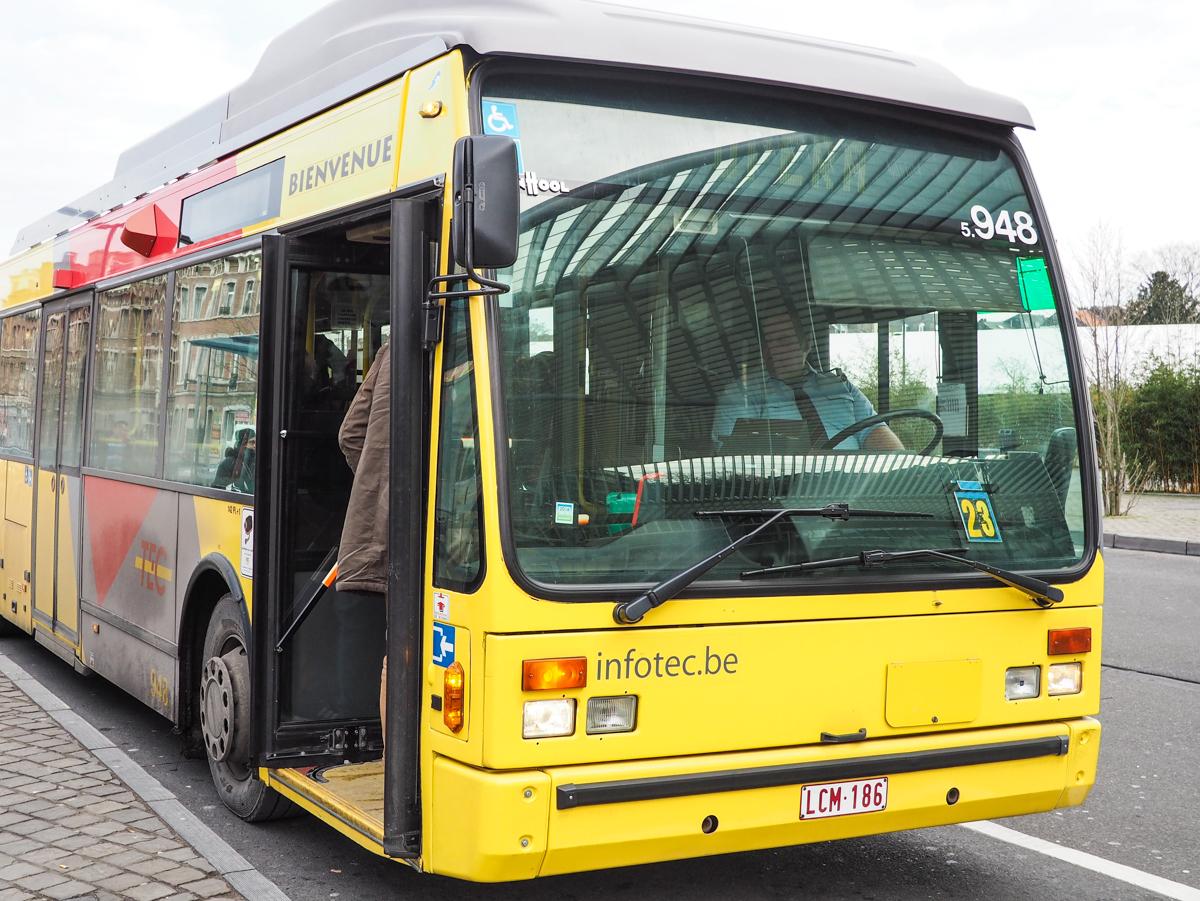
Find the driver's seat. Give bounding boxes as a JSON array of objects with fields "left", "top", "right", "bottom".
[{"left": 1043, "top": 427, "right": 1077, "bottom": 506}]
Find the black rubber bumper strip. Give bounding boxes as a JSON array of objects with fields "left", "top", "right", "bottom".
[{"left": 557, "top": 735, "right": 1068, "bottom": 810}]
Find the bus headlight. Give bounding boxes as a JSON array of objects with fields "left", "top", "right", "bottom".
[
  {"left": 1005, "top": 666, "right": 1040, "bottom": 700},
  {"left": 586, "top": 696, "right": 637, "bottom": 734},
  {"left": 1048, "top": 662, "right": 1083, "bottom": 696},
  {"left": 523, "top": 699, "right": 576, "bottom": 738}
]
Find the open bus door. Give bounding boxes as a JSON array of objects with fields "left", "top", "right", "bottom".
[{"left": 252, "top": 194, "right": 437, "bottom": 853}]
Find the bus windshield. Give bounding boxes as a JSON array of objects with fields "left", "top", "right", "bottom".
[{"left": 485, "top": 70, "right": 1087, "bottom": 593}]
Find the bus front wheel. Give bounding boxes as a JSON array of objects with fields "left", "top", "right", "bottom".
[{"left": 200, "top": 596, "right": 291, "bottom": 822}]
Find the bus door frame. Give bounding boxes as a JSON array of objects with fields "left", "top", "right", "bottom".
[
  {"left": 383, "top": 196, "right": 436, "bottom": 858},
  {"left": 253, "top": 185, "right": 440, "bottom": 858},
  {"left": 255, "top": 218, "right": 394, "bottom": 763},
  {"left": 31, "top": 290, "right": 93, "bottom": 653}
]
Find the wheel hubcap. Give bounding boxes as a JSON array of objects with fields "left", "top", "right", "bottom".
[{"left": 200, "top": 655, "right": 235, "bottom": 762}]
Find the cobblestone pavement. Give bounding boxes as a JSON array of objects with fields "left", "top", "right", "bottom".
[{"left": 0, "top": 672, "right": 241, "bottom": 901}]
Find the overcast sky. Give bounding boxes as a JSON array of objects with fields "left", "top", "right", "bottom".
[{"left": 2, "top": 0, "right": 1196, "bottom": 277}]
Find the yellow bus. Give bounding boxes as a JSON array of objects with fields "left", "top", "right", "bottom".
[{"left": 0, "top": 2, "right": 1101, "bottom": 881}]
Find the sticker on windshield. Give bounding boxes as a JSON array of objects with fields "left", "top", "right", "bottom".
[
  {"left": 958, "top": 204, "right": 1039, "bottom": 245},
  {"left": 953, "top": 482, "right": 1002, "bottom": 543},
  {"left": 482, "top": 99, "right": 525, "bottom": 171},
  {"left": 483, "top": 100, "right": 519, "bottom": 136},
  {"left": 555, "top": 501, "right": 575, "bottom": 525},
  {"left": 519, "top": 171, "right": 570, "bottom": 197}
]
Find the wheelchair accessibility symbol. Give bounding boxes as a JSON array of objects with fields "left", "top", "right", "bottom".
[
  {"left": 484, "top": 101, "right": 519, "bottom": 136},
  {"left": 432, "top": 623, "right": 456, "bottom": 668}
]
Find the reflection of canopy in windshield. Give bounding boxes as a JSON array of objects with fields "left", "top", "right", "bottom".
[
  {"left": 190, "top": 335, "right": 259, "bottom": 358},
  {"left": 513, "top": 131, "right": 1032, "bottom": 314},
  {"left": 808, "top": 235, "right": 1026, "bottom": 313}
]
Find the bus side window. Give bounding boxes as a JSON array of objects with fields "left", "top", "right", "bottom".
[
  {"left": 432, "top": 302, "right": 483, "bottom": 591},
  {"left": 0, "top": 309, "right": 40, "bottom": 457},
  {"left": 165, "top": 251, "right": 262, "bottom": 491},
  {"left": 91, "top": 277, "right": 167, "bottom": 477}
]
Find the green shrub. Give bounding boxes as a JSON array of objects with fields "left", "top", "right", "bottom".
[{"left": 1120, "top": 357, "right": 1200, "bottom": 493}]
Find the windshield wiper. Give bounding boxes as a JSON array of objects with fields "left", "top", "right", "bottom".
[
  {"left": 695, "top": 503, "right": 935, "bottom": 523},
  {"left": 741, "top": 548, "right": 1064, "bottom": 608},
  {"left": 611, "top": 505, "right": 936, "bottom": 625}
]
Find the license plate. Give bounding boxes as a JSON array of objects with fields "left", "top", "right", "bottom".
[{"left": 800, "top": 776, "right": 888, "bottom": 820}]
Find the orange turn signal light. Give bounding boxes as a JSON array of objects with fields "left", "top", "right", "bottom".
[
  {"left": 443, "top": 661, "right": 465, "bottom": 733},
  {"left": 522, "top": 657, "right": 587, "bottom": 692},
  {"left": 1048, "top": 627, "right": 1091, "bottom": 656}
]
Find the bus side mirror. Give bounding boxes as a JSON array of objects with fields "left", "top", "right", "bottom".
[{"left": 451, "top": 135, "right": 519, "bottom": 271}]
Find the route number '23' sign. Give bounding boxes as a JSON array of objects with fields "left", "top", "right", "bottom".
[{"left": 953, "top": 481, "right": 1002, "bottom": 543}]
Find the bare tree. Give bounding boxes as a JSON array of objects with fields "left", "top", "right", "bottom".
[
  {"left": 1071, "top": 224, "right": 1141, "bottom": 516},
  {"left": 1139, "top": 242, "right": 1200, "bottom": 298}
]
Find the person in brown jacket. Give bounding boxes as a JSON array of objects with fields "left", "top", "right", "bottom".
[{"left": 337, "top": 340, "right": 391, "bottom": 738}]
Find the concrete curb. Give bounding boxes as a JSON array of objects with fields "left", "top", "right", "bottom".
[
  {"left": 1102, "top": 532, "right": 1200, "bottom": 556},
  {"left": 0, "top": 652, "right": 290, "bottom": 901}
]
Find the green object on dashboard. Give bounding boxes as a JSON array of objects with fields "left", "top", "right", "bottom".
[
  {"left": 1017, "top": 256, "right": 1055, "bottom": 311},
  {"left": 606, "top": 491, "right": 636, "bottom": 534}
]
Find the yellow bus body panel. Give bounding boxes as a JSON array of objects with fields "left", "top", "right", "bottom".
[
  {"left": 2, "top": 461, "right": 34, "bottom": 632},
  {"left": 32, "top": 468, "right": 57, "bottom": 630},
  {"left": 192, "top": 497, "right": 253, "bottom": 611},
  {"left": 429, "top": 717, "right": 1099, "bottom": 881},
  {"left": 0, "top": 463, "right": 7, "bottom": 626},
  {"left": 395, "top": 51, "right": 470, "bottom": 188},
  {"left": 55, "top": 475, "right": 81, "bottom": 639},
  {"left": 4, "top": 461, "right": 33, "bottom": 529},
  {"left": 884, "top": 658, "right": 982, "bottom": 727},
  {"left": 236, "top": 81, "right": 407, "bottom": 229},
  {"left": 476, "top": 604, "right": 1101, "bottom": 770},
  {"left": 431, "top": 756, "right": 552, "bottom": 881},
  {"left": 0, "top": 246, "right": 54, "bottom": 311}
]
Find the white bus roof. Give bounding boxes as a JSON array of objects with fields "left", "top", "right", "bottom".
[{"left": 14, "top": 0, "right": 1033, "bottom": 253}]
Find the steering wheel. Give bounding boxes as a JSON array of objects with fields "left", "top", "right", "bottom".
[{"left": 819, "top": 408, "right": 944, "bottom": 455}]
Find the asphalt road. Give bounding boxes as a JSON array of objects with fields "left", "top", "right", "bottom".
[{"left": 2, "top": 546, "right": 1196, "bottom": 900}]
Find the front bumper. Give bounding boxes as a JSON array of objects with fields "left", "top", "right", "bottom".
[{"left": 429, "top": 717, "right": 1100, "bottom": 881}]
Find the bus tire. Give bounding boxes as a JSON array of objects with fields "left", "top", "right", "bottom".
[{"left": 200, "top": 596, "right": 292, "bottom": 822}]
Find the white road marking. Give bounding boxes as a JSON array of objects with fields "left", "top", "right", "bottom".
[{"left": 962, "top": 820, "right": 1200, "bottom": 900}]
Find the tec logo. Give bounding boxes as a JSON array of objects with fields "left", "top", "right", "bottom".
[
  {"left": 134, "top": 541, "right": 173, "bottom": 596},
  {"left": 432, "top": 623, "right": 456, "bottom": 668}
]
